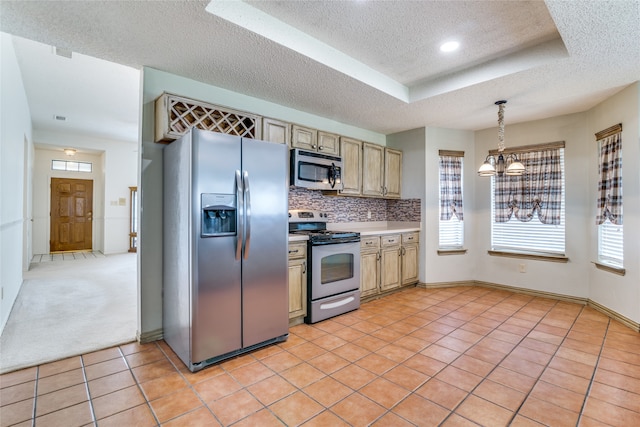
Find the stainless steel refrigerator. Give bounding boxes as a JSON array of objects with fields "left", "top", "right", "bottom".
[{"left": 163, "top": 128, "right": 289, "bottom": 372}]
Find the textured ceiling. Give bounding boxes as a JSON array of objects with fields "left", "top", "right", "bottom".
[{"left": 1, "top": 0, "right": 639, "bottom": 144}]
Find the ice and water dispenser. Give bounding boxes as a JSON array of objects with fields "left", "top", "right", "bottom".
[{"left": 201, "top": 193, "right": 236, "bottom": 237}]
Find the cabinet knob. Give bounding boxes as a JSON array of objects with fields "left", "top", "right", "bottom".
[
  {"left": 311, "top": 144, "right": 317, "bottom": 149},
  {"left": 318, "top": 146, "right": 323, "bottom": 150}
]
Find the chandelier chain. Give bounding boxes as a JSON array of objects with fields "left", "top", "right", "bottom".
[{"left": 497, "top": 103, "right": 505, "bottom": 152}]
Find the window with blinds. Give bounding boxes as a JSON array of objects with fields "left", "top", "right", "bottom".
[
  {"left": 598, "top": 221, "right": 623, "bottom": 267},
  {"left": 439, "top": 152, "right": 464, "bottom": 249},
  {"left": 490, "top": 148, "right": 565, "bottom": 255}
]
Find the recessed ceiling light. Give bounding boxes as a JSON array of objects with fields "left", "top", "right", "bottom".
[{"left": 440, "top": 41, "right": 460, "bottom": 53}]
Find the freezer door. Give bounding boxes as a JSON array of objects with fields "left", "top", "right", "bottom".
[
  {"left": 241, "top": 138, "right": 289, "bottom": 348},
  {"left": 192, "top": 129, "right": 243, "bottom": 363}
]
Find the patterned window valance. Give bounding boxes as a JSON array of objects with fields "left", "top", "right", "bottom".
[
  {"left": 494, "top": 146, "right": 563, "bottom": 224},
  {"left": 596, "top": 125, "right": 623, "bottom": 225},
  {"left": 439, "top": 155, "right": 464, "bottom": 221}
]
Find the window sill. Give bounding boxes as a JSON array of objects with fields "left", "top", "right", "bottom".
[
  {"left": 438, "top": 249, "right": 467, "bottom": 256},
  {"left": 593, "top": 262, "right": 626, "bottom": 276},
  {"left": 488, "top": 250, "right": 569, "bottom": 263}
]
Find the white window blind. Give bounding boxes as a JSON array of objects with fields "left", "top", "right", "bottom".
[
  {"left": 491, "top": 148, "right": 565, "bottom": 255},
  {"left": 598, "top": 221, "right": 623, "bottom": 267},
  {"left": 439, "top": 217, "right": 464, "bottom": 248}
]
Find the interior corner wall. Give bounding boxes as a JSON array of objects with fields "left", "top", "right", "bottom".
[
  {"left": 586, "top": 83, "right": 640, "bottom": 324},
  {"left": 0, "top": 33, "right": 33, "bottom": 333},
  {"left": 424, "top": 127, "right": 476, "bottom": 284},
  {"left": 473, "top": 112, "right": 592, "bottom": 298},
  {"left": 387, "top": 127, "right": 426, "bottom": 282},
  {"left": 139, "top": 67, "right": 385, "bottom": 338}
]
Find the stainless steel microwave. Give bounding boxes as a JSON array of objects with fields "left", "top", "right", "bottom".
[{"left": 290, "top": 149, "right": 343, "bottom": 191}]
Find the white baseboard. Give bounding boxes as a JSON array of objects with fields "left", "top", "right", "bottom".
[
  {"left": 420, "top": 280, "right": 639, "bottom": 332},
  {"left": 137, "top": 328, "right": 163, "bottom": 344}
]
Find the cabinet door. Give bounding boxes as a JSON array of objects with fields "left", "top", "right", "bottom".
[
  {"left": 360, "top": 250, "right": 380, "bottom": 298},
  {"left": 291, "top": 125, "right": 317, "bottom": 151},
  {"left": 339, "top": 137, "right": 362, "bottom": 195},
  {"left": 380, "top": 245, "right": 401, "bottom": 291},
  {"left": 401, "top": 244, "right": 419, "bottom": 285},
  {"left": 288, "top": 258, "right": 307, "bottom": 319},
  {"left": 384, "top": 148, "right": 402, "bottom": 199},
  {"left": 362, "top": 142, "right": 384, "bottom": 197},
  {"left": 262, "top": 118, "right": 290, "bottom": 145},
  {"left": 317, "top": 131, "right": 340, "bottom": 155}
]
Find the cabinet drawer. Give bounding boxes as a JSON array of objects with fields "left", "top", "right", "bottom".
[
  {"left": 381, "top": 234, "right": 401, "bottom": 247},
  {"left": 361, "top": 236, "right": 380, "bottom": 250},
  {"left": 402, "top": 232, "right": 419, "bottom": 244},
  {"left": 288, "top": 242, "right": 307, "bottom": 260}
]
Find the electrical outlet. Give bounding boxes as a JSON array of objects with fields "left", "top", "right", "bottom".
[
  {"left": 519, "top": 263, "right": 526, "bottom": 273},
  {"left": 367, "top": 211, "right": 372, "bottom": 219}
]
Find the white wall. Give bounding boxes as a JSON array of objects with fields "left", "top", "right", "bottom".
[
  {"left": 426, "top": 128, "right": 476, "bottom": 284},
  {"left": 139, "top": 67, "right": 386, "bottom": 338},
  {"left": 388, "top": 127, "right": 427, "bottom": 282},
  {"left": 474, "top": 112, "right": 592, "bottom": 298},
  {"left": 587, "top": 83, "right": 640, "bottom": 323},
  {"left": 33, "top": 130, "right": 137, "bottom": 255},
  {"left": 0, "top": 33, "right": 33, "bottom": 332}
]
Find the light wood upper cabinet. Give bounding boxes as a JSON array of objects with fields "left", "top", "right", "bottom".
[
  {"left": 339, "top": 137, "right": 362, "bottom": 195},
  {"left": 262, "top": 118, "right": 290, "bottom": 145},
  {"left": 291, "top": 125, "right": 317, "bottom": 151},
  {"left": 317, "top": 131, "right": 340, "bottom": 155},
  {"left": 384, "top": 148, "right": 402, "bottom": 199},
  {"left": 361, "top": 143, "right": 401, "bottom": 198},
  {"left": 291, "top": 125, "right": 340, "bottom": 155},
  {"left": 362, "top": 142, "right": 385, "bottom": 197}
]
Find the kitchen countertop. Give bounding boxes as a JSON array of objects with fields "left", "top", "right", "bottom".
[
  {"left": 288, "top": 221, "right": 420, "bottom": 242},
  {"left": 330, "top": 221, "right": 421, "bottom": 236}
]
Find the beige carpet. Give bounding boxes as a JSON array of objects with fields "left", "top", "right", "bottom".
[{"left": 0, "top": 253, "right": 137, "bottom": 374}]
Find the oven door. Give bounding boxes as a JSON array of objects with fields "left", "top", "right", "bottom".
[{"left": 310, "top": 241, "right": 360, "bottom": 300}]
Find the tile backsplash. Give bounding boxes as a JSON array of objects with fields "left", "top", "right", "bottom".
[{"left": 289, "top": 187, "right": 421, "bottom": 223}]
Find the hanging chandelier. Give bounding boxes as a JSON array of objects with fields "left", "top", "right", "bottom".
[{"left": 477, "top": 100, "right": 525, "bottom": 177}]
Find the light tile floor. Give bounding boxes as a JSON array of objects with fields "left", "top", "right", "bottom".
[{"left": 2, "top": 286, "right": 640, "bottom": 426}]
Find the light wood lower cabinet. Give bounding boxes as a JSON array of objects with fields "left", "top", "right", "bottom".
[
  {"left": 401, "top": 232, "right": 419, "bottom": 285},
  {"left": 360, "top": 236, "right": 380, "bottom": 298},
  {"left": 288, "top": 242, "right": 307, "bottom": 320},
  {"left": 360, "top": 232, "right": 419, "bottom": 299},
  {"left": 380, "top": 234, "right": 402, "bottom": 291}
]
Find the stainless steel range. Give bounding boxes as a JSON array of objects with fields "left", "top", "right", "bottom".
[{"left": 289, "top": 210, "right": 361, "bottom": 323}]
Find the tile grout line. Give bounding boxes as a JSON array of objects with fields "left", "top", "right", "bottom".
[
  {"left": 30, "top": 366, "right": 39, "bottom": 427},
  {"left": 363, "top": 287, "right": 517, "bottom": 426},
  {"left": 575, "top": 315, "right": 611, "bottom": 426},
  {"left": 414, "top": 288, "right": 556, "bottom": 426},
  {"left": 79, "top": 353, "right": 98, "bottom": 426},
  {"left": 123, "top": 342, "right": 163, "bottom": 426},
  {"left": 154, "top": 340, "right": 227, "bottom": 426}
]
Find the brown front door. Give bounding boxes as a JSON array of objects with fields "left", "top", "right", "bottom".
[{"left": 50, "top": 178, "right": 93, "bottom": 252}]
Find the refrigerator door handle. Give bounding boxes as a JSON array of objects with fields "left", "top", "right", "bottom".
[
  {"left": 243, "top": 170, "right": 251, "bottom": 259},
  {"left": 235, "top": 170, "right": 244, "bottom": 261}
]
